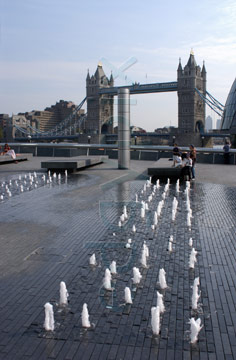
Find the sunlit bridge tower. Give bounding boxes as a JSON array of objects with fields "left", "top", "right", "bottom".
[
  {"left": 86, "top": 63, "right": 114, "bottom": 135},
  {"left": 177, "top": 50, "right": 206, "bottom": 133}
]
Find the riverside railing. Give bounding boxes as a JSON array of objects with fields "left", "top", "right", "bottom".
[{"left": 1, "top": 142, "right": 236, "bottom": 165}]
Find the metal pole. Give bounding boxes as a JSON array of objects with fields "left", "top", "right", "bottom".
[{"left": 118, "top": 88, "right": 130, "bottom": 169}]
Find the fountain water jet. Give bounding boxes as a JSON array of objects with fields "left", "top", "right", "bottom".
[
  {"left": 189, "top": 248, "right": 198, "bottom": 269},
  {"left": 159, "top": 268, "right": 167, "bottom": 289},
  {"left": 81, "top": 303, "right": 91, "bottom": 328},
  {"left": 143, "top": 242, "right": 149, "bottom": 257},
  {"left": 124, "top": 287, "right": 132, "bottom": 304},
  {"left": 89, "top": 253, "right": 96, "bottom": 266},
  {"left": 141, "top": 208, "right": 145, "bottom": 218},
  {"left": 157, "top": 291, "right": 165, "bottom": 313},
  {"left": 192, "top": 277, "right": 201, "bottom": 310},
  {"left": 59, "top": 281, "right": 69, "bottom": 306},
  {"left": 189, "top": 317, "right": 203, "bottom": 343},
  {"left": 44, "top": 302, "right": 55, "bottom": 331},
  {"left": 132, "top": 267, "right": 142, "bottom": 285},
  {"left": 151, "top": 306, "right": 160, "bottom": 335},
  {"left": 140, "top": 249, "right": 147, "bottom": 268},
  {"left": 103, "top": 268, "right": 112, "bottom": 290},
  {"left": 110, "top": 261, "right": 117, "bottom": 274}
]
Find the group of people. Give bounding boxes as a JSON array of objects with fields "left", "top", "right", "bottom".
[
  {"left": 0, "top": 144, "right": 17, "bottom": 160},
  {"left": 172, "top": 143, "right": 196, "bottom": 180}
]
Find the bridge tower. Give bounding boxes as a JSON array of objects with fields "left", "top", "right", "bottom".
[
  {"left": 86, "top": 63, "right": 114, "bottom": 135},
  {"left": 177, "top": 51, "right": 206, "bottom": 133}
]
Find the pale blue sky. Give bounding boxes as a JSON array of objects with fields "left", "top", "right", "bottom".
[{"left": 0, "top": 0, "right": 236, "bottom": 131}]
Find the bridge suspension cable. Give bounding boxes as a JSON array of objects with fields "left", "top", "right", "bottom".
[{"left": 195, "top": 88, "right": 224, "bottom": 117}]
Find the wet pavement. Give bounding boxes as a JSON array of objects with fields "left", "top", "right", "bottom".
[{"left": 0, "top": 157, "right": 236, "bottom": 359}]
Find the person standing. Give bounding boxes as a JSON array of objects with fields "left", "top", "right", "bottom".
[
  {"left": 189, "top": 145, "right": 196, "bottom": 180},
  {"left": 223, "top": 140, "right": 231, "bottom": 164},
  {"left": 172, "top": 143, "right": 181, "bottom": 167}
]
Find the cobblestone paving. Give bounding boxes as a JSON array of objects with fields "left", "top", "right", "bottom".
[{"left": 0, "top": 162, "right": 236, "bottom": 359}]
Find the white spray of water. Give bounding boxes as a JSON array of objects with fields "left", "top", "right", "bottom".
[
  {"left": 154, "top": 211, "right": 158, "bottom": 226},
  {"left": 189, "top": 248, "right": 198, "bottom": 268},
  {"left": 120, "top": 214, "right": 125, "bottom": 222},
  {"left": 110, "top": 261, "right": 117, "bottom": 274},
  {"left": 187, "top": 213, "right": 191, "bottom": 228},
  {"left": 168, "top": 241, "right": 173, "bottom": 252},
  {"left": 123, "top": 206, "right": 128, "bottom": 219},
  {"left": 159, "top": 268, "right": 168, "bottom": 289},
  {"left": 189, "top": 317, "right": 203, "bottom": 343},
  {"left": 140, "top": 249, "right": 147, "bottom": 268},
  {"left": 189, "top": 238, "right": 193, "bottom": 247},
  {"left": 124, "top": 287, "right": 132, "bottom": 304},
  {"left": 192, "top": 277, "right": 201, "bottom": 310},
  {"left": 44, "top": 302, "right": 55, "bottom": 331},
  {"left": 132, "top": 267, "right": 142, "bottom": 284},
  {"left": 156, "top": 179, "right": 160, "bottom": 188},
  {"left": 176, "top": 179, "right": 179, "bottom": 193},
  {"left": 143, "top": 241, "right": 149, "bottom": 257},
  {"left": 157, "top": 291, "right": 165, "bottom": 313},
  {"left": 89, "top": 253, "right": 96, "bottom": 266},
  {"left": 81, "top": 303, "right": 91, "bottom": 328},
  {"left": 132, "top": 224, "right": 136, "bottom": 233},
  {"left": 151, "top": 306, "right": 160, "bottom": 335},
  {"left": 59, "top": 281, "right": 69, "bottom": 306},
  {"left": 103, "top": 268, "right": 112, "bottom": 290},
  {"left": 141, "top": 208, "right": 145, "bottom": 218}
]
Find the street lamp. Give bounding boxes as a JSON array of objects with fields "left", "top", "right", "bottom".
[
  {"left": 134, "top": 136, "right": 137, "bottom": 145},
  {"left": 87, "top": 135, "right": 91, "bottom": 144},
  {"left": 172, "top": 135, "right": 176, "bottom": 146}
]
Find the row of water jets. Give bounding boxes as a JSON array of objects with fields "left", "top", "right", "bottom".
[
  {"left": 0, "top": 170, "right": 68, "bottom": 201},
  {"left": 44, "top": 281, "right": 91, "bottom": 331},
  {"left": 90, "top": 178, "right": 202, "bottom": 343},
  {"left": 44, "top": 177, "right": 202, "bottom": 344}
]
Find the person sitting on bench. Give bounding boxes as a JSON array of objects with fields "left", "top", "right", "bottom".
[{"left": 3, "top": 144, "right": 17, "bottom": 160}]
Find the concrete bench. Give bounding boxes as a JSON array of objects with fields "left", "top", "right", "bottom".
[
  {"left": 148, "top": 158, "right": 183, "bottom": 180},
  {"left": 0, "top": 153, "right": 32, "bottom": 164},
  {"left": 41, "top": 155, "right": 108, "bottom": 172}
]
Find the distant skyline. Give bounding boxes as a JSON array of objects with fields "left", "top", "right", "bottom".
[{"left": 0, "top": 0, "right": 235, "bottom": 131}]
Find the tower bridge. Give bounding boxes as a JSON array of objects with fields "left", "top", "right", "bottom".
[{"left": 14, "top": 51, "right": 225, "bottom": 143}]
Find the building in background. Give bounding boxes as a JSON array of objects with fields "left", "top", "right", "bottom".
[
  {"left": 0, "top": 114, "right": 12, "bottom": 142},
  {"left": 1, "top": 100, "right": 85, "bottom": 140},
  {"left": 205, "top": 115, "right": 213, "bottom": 131},
  {"left": 216, "top": 119, "right": 222, "bottom": 129}
]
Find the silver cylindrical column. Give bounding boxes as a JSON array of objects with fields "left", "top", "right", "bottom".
[{"left": 118, "top": 88, "right": 130, "bottom": 169}]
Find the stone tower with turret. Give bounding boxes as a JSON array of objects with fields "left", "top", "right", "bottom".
[
  {"left": 86, "top": 64, "right": 114, "bottom": 135},
  {"left": 177, "top": 51, "right": 206, "bottom": 133}
]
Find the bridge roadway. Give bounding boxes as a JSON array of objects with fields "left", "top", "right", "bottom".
[
  {"left": 99, "top": 81, "right": 178, "bottom": 96},
  {"left": 0, "top": 157, "right": 236, "bottom": 359}
]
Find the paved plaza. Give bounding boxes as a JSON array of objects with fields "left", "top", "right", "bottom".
[{"left": 0, "top": 157, "right": 236, "bottom": 359}]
